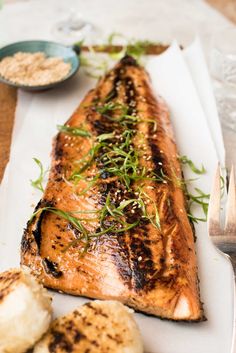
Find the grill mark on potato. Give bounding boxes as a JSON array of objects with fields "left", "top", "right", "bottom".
[
  {"left": 84, "top": 302, "right": 109, "bottom": 318},
  {"left": 0, "top": 270, "right": 21, "bottom": 302},
  {"left": 48, "top": 330, "right": 73, "bottom": 352}
]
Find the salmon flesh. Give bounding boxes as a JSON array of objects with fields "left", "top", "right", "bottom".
[{"left": 21, "top": 56, "right": 204, "bottom": 321}]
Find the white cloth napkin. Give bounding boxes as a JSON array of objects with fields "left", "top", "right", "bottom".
[{"left": 0, "top": 40, "right": 232, "bottom": 353}]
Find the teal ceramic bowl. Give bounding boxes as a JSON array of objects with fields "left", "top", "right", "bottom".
[{"left": 0, "top": 40, "right": 80, "bottom": 91}]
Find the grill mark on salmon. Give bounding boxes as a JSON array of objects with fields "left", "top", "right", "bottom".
[
  {"left": 21, "top": 55, "right": 204, "bottom": 321},
  {"left": 91, "top": 70, "right": 140, "bottom": 289},
  {"left": 102, "top": 70, "right": 155, "bottom": 292},
  {"left": 43, "top": 258, "right": 63, "bottom": 278},
  {"left": 32, "top": 210, "right": 44, "bottom": 251},
  {"left": 54, "top": 134, "right": 65, "bottom": 160},
  {"left": 31, "top": 200, "right": 55, "bottom": 254},
  {"left": 105, "top": 67, "right": 123, "bottom": 101},
  {"left": 129, "top": 223, "right": 156, "bottom": 291},
  {"left": 149, "top": 141, "right": 165, "bottom": 179}
]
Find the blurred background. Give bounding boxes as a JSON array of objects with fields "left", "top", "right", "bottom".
[{"left": 1, "top": 0, "right": 235, "bottom": 47}]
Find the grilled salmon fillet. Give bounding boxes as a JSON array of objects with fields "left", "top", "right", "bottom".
[{"left": 21, "top": 55, "right": 204, "bottom": 321}]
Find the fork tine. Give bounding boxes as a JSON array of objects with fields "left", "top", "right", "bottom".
[
  {"left": 225, "top": 165, "right": 236, "bottom": 234},
  {"left": 208, "top": 164, "right": 222, "bottom": 235}
]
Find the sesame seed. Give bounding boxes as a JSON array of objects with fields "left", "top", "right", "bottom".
[{"left": 138, "top": 256, "right": 142, "bottom": 261}]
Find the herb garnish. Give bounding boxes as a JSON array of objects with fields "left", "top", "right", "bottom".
[
  {"left": 126, "top": 40, "right": 156, "bottom": 61},
  {"left": 178, "top": 155, "right": 206, "bottom": 175},
  {"left": 30, "top": 158, "right": 45, "bottom": 192},
  {"left": 186, "top": 187, "right": 210, "bottom": 223},
  {"left": 107, "top": 35, "right": 158, "bottom": 61},
  {"left": 78, "top": 34, "right": 159, "bottom": 79},
  {"left": 57, "top": 124, "right": 91, "bottom": 137},
  {"left": 30, "top": 100, "right": 163, "bottom": 253},
  {"left": 79, "top": 49, "right": 109, "bottom": 79},
  {"left": 70, "top": 102, "right": 159, "bottom": 189},
  {"left": 31, "top": 183, "right": 161, "bottom": 254},
  {"left": 107, "top": 32, "right": 124, "bottom": 45},
  {"left": 30, "top": 201, "right": 141, "bottom": 255},
  {"left": 177, "top": 155, "right": 209, "bottom": 222}
]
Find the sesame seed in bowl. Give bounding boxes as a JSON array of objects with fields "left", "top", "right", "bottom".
[
  {"left": 0, "top": 40, "right": 80, "bottom": 91},
  {"left": 0, "top": 52, "right": 72, "bottom": 86}
]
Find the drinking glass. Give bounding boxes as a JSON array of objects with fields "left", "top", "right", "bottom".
[
  {"left": 210, "top": 27, "right": 236, "bottom": 131},
  {"left": 52, "top": 6, "right": 99, "bottom": 45}
]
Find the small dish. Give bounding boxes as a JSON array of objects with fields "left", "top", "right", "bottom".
[{"left": 0, "top": 40, "right": 80, "bottom": 91}]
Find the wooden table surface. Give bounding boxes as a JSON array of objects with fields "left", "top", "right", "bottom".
[{"left": 0, "top": 0, "right": 235, "bottom": 182}]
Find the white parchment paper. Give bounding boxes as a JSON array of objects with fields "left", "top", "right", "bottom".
[
  {"left": 183, "top": 38, "right": 225, "bottom": 164},
  {"left": 0, "top": 41, "right": 233, "bottom": 353}
]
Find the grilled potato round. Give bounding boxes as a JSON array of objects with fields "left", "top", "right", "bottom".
[
  {"left": 0, "top": 267, "right": 52, "bottom": 353},
  {"left": 34, "top": 300, "right": 143, "bottom": 353}
]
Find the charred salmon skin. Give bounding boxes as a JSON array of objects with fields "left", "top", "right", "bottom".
[{"left": 21, "top": 56, "right": 204, "bottom": 321}]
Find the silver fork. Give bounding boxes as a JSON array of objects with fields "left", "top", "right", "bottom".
[{"left": 208, "top": 165, "right": 236, "bottom": 353}]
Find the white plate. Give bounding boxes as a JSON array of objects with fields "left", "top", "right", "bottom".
[{"left": 0, "top": 49, "right": 234, "bottom": 353}]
